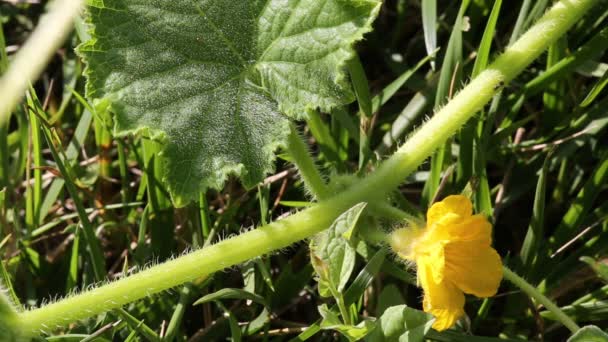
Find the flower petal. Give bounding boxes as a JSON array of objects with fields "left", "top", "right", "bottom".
[
  {"left": 428, "top": 307, "right": 465, "bottom": 331},
  {"left": 444, "top": 241, "right": 503, "bottom": 297},
  {"left": 444, "top": 214, "right": 493, "bottom": 244},
  {"left": 427, "top": 195, "right": 472, "bottom": 226},
  {"left": 425, "top": 213, "right": 491, "bottom": 248},
  {"left": 418, "top": 255, "right": 464, "bottom": 331}
]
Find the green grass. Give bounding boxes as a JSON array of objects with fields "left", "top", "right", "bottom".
[{"left": 1, "top": 0, "right": 607, "bottom": 341}]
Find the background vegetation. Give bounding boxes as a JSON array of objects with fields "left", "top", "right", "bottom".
[{"left": 1, "top": 0, "right": 607, "bottom": 341}]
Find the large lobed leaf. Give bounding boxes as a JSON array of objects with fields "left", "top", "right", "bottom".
[{"left": 79, "top": 0, "right": 380, "bottom": 206}]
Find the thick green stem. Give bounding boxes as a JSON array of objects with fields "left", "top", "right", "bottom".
[
  {"left": 502, "top": 266, "right": 580, "bottom": 332},
  {"left": 17, "top": 0, "right": 597, "bottom": 335}
]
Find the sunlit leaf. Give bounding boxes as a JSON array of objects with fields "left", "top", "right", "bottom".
[
  {"left": 80, "top": 0, "right": 381, "bottom": 206},
  {"left": 310, "top": 203, "right": 367, "bottom": 294},
  {"left": 366, "top": 305, "right": 434, "bottom": 342},
  {"left": 568, "top": 325, "right": 608, "bottom": 342}
]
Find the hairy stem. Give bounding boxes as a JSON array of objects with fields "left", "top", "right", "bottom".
[
  {"left": 502, "top": 266, "right": 580, "bottom": 332},
  {"left": 287, "top": 124, "right": 331, "bottom": 200},
  {"left": 18, "top": 0, "right": 597, "bottom": 335}
]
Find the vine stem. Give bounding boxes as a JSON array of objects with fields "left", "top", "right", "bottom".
[
  {"left": 17, "top": 0, "right": 598, "bottom": 335},
  {"left": 502, "top": 266, "right": 580, "bottom": 332}
]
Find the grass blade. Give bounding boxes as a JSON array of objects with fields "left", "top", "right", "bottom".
[
  {"left": 41, "top": 123, "right": 106, "bottom": 281},
  {"left": 421, "top": 0, "right": 437, "bottom": 70},
  {"left": 520, "top": 154, "right": 550, "bottom": 274},
  {"left": 471, "top": 0, "right": 503, "bottom": 78},
  {"left": 114, "top": 308, "right": 160, "bottom": 342},
  {"left": 581, "top": 68, "right": 608, "bottom": 107},
  {"left": 552, "top": 153, "right": 608, "bottom": 249}
]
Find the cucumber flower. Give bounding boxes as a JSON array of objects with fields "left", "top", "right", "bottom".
[{"left": 390, "top": 195, "right": 503, "bottom": 331}]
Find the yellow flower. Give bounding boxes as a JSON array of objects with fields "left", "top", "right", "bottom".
[{"left": 390, "top": 195, "right": 503, "bottom": 331}]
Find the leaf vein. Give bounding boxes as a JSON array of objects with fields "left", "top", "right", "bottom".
[{"left": 191, "top": 0, "right": 248, "bottom": 66}]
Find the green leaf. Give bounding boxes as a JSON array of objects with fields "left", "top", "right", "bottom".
[
  {"left": 376, "top": 284, "right": 406, "bottom": 316},
  {"left": 330, "top": 320, "right": 376, "bottom": 341},
  {"left": 568, "top": 325, "right": 608, "bottom": 342},
  {"left": 319, "top": 304, "right": 376, "bottom": 341},
  {"left": 318, "top": 303, "right": 342, "bottom": 326},
  {"left": 311, "top": 203, "right": 367, "bottom": 294},
  {"left": 291, "top": 247, "right": 388, "bottom": 341},
  {"left": 80, "top": 0, "right": 381, "bottom": 206},
  {"left": 366, "top": 305, "right": 434, "bottom": 342},
  {"left": 243, "top": 308, "right": 270, "bottom": 336}
]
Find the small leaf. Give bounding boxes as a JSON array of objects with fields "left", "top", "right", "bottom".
[
  {"left": 311, "top": 203, "right": 367, "bottom": 294},
  {"left": 568, "top": 325, "right": 608, "bottom": 342},
  {"left": 193, "top": 288, "right": 267, "bottom": 307},
  {"left": 320, "top": 304, "right": 376, "bottom": 342},
  {"left": 80, "top": 0, "right": 381, "bottom": 206},
  {"left": 330, "top": 320, "right": 376, "bottom": 342},
  {"left": 317, "top": 278, "right": 333, "bottom": 298},
  {"left": 318, "top": 304, "right": 342, "bottom": 326},
  {"left": 243, "top": 308, "right": 270, "bottom": 336},
  {"left": 366, "top": 305, "right": 434, "bottom": 342},
  {"left": 376, "top": 284, "right": 406, "bottom": 316}
]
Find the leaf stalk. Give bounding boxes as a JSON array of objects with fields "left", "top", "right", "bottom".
[{"left": 502, "top": 266, "right": 580, "bottom": 332}]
